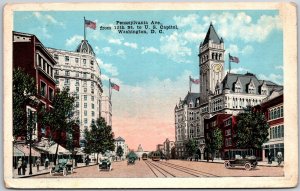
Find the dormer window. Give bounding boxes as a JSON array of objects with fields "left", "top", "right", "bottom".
[
  {"left": 247, "top": 79, "right": 256, "bottom": 94},
  {"left": 260, "top": 82, "right": 268, "bottom": 95},
  {"left": 234, "top": 79, "right": 242, "bottom": 93}
]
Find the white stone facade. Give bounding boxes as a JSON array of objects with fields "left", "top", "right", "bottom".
[
  {"left": 101, "top": 95, "right": 112, "bottom": 126},
  {"left": 47, "top": 43, "right": 103, "bottom": 141}
]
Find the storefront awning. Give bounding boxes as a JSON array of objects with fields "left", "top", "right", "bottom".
[
  {"left": 13, "top": 147, "right": 25, "bottom": 157},
  {"left": 14, "top": 144, "right": 41, "bottom": 157}
]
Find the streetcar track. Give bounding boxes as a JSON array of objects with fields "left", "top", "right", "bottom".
[
  {"left": 160, "top": 161, "right": 219, "bottom": 177},
  {"left": 145, "top": 160, "right": 176, "bottom": 177},
  {"left": 157, "top": 162, "right": 202, "bottom": 177},
  {"left": 144, "top": 160, "right": 160, "bottom": 177}
]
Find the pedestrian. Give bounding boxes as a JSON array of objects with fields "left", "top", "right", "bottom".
[
  {"left": 36, "top": 158, "right": 41, "bottom": 171},
  {"left": 22, "top": 159, "right": 27, "bottom": 175},
  {"left": 17, "top": 158, "right": 22, "bottom": 175},
  {"left": 85, "top": 155, "right": 90, "bottom": 166},
  {"left": 45, "top": 157, "right": 49, "bottom": 169},
  {"left": 277, "top": 152, "right": 283, "bottom": 166},
  {"left": 139, "top": 157, "right": 140, "bottom": 161},
  {"left": 267, "top": 152, "right": 272, "bottom": 164}
]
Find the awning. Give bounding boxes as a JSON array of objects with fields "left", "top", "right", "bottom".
[
  {"left": 13, "top": 147, "right": 25, "bottom": 157},
  {"left": 47, "top": 143, "right": 72, "bottom": 155},
  {"left": 14, "top": 144, "right": 41, "bottom": 157}
]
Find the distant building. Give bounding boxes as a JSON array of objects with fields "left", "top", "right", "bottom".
[
  {"left": 101, "top": 94, "right": 112, "bottom": 126},
  {"left": 162, "top": 138, "right": 175, "bottom": 158},
  {"left": 114, "top": 136, "right": 127, "bottom": 160},
  {"left": 47, "top": 39, "right": 103, "bottom": 142},
  {"left": 156, "top": 144, "right": 164, "bottom": 151},
  {"left": 174, "top": 92, "right": 203, "bottom": 159}
]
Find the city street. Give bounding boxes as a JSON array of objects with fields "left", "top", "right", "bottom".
[{"left": 34, "top": 159, "right": 284, "bottom": 178}]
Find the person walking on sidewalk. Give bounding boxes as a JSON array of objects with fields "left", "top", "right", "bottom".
[
  {"left": 45, "top": 157, "right": 49, "bottom": 169},
  {"left": 17, "top": 158, "right": 22, "bottom": 175},
  {"left": 277, "top": 152, "right": 283, "bottom": 166},
  {"left": 267, "top": 153, "right": 272, "bottom": 164},
  {"left": 22, "top": 159, "right": 27, "bottom": 175},
  {"left": 36, "top": 158, "right": 41, "bottom": 172}
]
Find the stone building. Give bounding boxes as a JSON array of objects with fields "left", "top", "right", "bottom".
[
  {"left": 174, "top": 23, "right": 283, "bottom": 160},
  {"left": 47, "top": 39, "right": 103, "bottom": 142}
]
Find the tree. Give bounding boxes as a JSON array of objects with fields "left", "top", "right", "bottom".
[
  {"left": 185, "top": 138, "right": 198, "bottom": 158},
  {"left": 83, "top": 117, "right": 115, "bottom": 164},
  {"left": 13, "top": 67, "right": 37, "bottom": 138},
  {"left": 235, "top": 107, "right": 269, "bottom": 150},
  {"left": 40, "top": 88, "right": 77, "bottom": 165},
  {"left": 116, "top": 146, "right": 124, "bottom": 160},
  {"left": 206, "top": 128, "right": 223, "bottom": 162}
]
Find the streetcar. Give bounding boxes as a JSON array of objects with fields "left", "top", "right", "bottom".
[
  {"left": 152, "top": 151, "right": 161, "bottom": 161},
  {"left": 142, "top": 153, "right": 148, "bottom": 160}
]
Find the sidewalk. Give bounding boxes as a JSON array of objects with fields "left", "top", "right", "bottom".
[{"left": 13, "top": 162, "right": 97, "bottom": 178}]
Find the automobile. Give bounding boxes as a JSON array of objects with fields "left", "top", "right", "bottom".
[
  {"left": 98, "top": 156, "right": 112, "bottom": 171},
  {"left": 50, "top": 158, "right": 74, "bottom": 176},
  {"left": 224, "top": 155, "right": 258, "bottom": 170},
  {"left": 127, "top": 152, "right": 137, "bottom": 165}
]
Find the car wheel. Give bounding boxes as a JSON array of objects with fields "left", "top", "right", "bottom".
[
  {"left": 244, "top": 162, "right": 252, "bottom": 171},
  {"left": 63, "top": 168, "right": 67, "bottom": 176},
  {"left": 224, "top": 161, "right": 231, "bottom": 169}
]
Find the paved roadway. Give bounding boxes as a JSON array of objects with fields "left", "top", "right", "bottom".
[{"left": 35, "top": 159, "right": 284, "bottom": 178}]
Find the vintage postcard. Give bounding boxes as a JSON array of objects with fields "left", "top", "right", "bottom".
[{"left": 3, "top": 2, "right": 298, "bottom": 189}]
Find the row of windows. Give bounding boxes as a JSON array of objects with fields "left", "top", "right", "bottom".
[
  {"left": 56, "top": 70, "right": 95, "bottom": 80},
  {"left": 83, "top": 110, "right": 95, "bottom": 117},
  {"left": 37, "top": 54, "right": 54, "bottom": 79},
  {"left": 269, "top": 105, "right": 283, "bottom": 120},
  {"left": 224, "top": 118, "right": 232, "bottom": 127},
  {"left": 75, "top": 102, "right": 95, "bottom": 109},
  {"left": 54, "top": 54, "right": 94, "bottom": 67},
  {"left": 40, "top": 81, "right": 54, "bottom": 101},
  {"left": 225, "top": 129, "right": 231, "bottom": 136},
  {"left": 225, "top": 138, "right": 232, "bottom": 147},
  {"left": 270, "top": 125, "right": 284, "bottom": 139}
]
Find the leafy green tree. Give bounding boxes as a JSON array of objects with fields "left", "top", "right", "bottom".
[
  {"left": 40, "top": 88, "right": 77, "bottom": 164},
  {"left": 185, "top": 138, "right": 198, "bottom": 158},
  {"left": 83, "top": 117, "right": 115, "bottom": 164},
  {"left": 13, "top": 67, "right": 37, "bottom": 138},
  {"left": 116, "top": 146, "right": 124, "bottom": 160},
  {"left": 206, "top": 128, "right": 223, "bottom": 162},
  {"left": 235, "top": 107, "right": 269, "bottom": 149}
]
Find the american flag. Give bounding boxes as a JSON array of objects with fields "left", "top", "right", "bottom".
[
  {"left": 85, "top": 19, "right": 96, "bottom": 30},
  {"left": 190, "top": 77, "right": 200, "bottom": 84},
  {"left": 229, "top": 55, "right": 239, "bottom": 63},
  {"left": 111, "top": 82, "right": 120, "bottom": 91}
]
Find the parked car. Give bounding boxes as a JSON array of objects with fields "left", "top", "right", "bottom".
[
  {"left": 50, "top": 159, "right": 74, "bottom": 176},
  {"left": 224, "top": 155, "right": 257, "bottom": 170}
]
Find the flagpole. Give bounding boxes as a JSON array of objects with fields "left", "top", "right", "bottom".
[
  {"left": 84, "top": 17, "right": 86, "bottom": 40},
  {"left": 109, "top": 78, "right": 112, "bottom": 102},
  {"left": 228, "top": 53, "right": 231, "bottom": 74},
  {"left": 189, "top": 76, "right": 191, "bottom": 93}
]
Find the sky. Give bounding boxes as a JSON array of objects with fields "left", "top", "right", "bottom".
[{"left": 14, "top": 10, "right": 283, "bottom": 151}]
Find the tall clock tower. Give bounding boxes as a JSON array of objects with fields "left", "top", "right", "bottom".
[{"left": 199, "top": 23, "right": 225, "bottom": 104}]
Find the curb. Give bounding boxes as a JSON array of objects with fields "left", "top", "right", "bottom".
[{"left": 18, "top": 164, "right": 97, "bottom": 178}]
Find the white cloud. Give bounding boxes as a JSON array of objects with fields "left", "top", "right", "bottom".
[
  {"left": 226, "top": 44, "right": 254, "bottom": 55},
  {"left": 108, "top": 38, "right": 122, "bottom": 45},
  {"left": 160, "top": 32, "right": 192, "bottom": 63},
  {"left": 141, "top": 47, "right": 159, "bottom": 54},
  {"left": 225, "top": 67, "right": 249, "bottom": 74},
  {"left": 203, "top": 12, "right": 282, "bottom": 42},
  {"left": 97, "top": 58, "right": 119, "bottom": 76},
  {"left": 102, "top": 47, "right": 112, "bottom": 54},
  {"left": 116, "top": 49, "right": 125, "bottom": 58},
  {"left": 173, "top": 14, "right": 199, "bottom": 28},
  {"left": 33, "top": 12, "right": 64, "bottom": 27},
  {"left": 275, "top": 65, "right": 283, "bottom": 70},
  {"left": 124, "top": 42, "right": 138, "bottom": 49},
  {"left": 258, "top": 73, "right": 283, "bottom": 85},
  {"left": 65, "top": 35, "right": 83, "bottom": 47}
]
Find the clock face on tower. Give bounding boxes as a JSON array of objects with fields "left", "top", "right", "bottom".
[{"left": 213, "top": 64, "right": 222, "bottom": 72}]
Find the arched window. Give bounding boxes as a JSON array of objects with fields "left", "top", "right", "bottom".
[
  {"left": 219, "top": 54, "right": 222, "bottom": 60},
  {"left": 212, "top": 53, "right": 215, "bottom": 59}
]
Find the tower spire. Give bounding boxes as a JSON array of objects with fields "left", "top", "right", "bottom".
[{"left": 84, "top": 17, "right": 86, "bottom": 41}]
